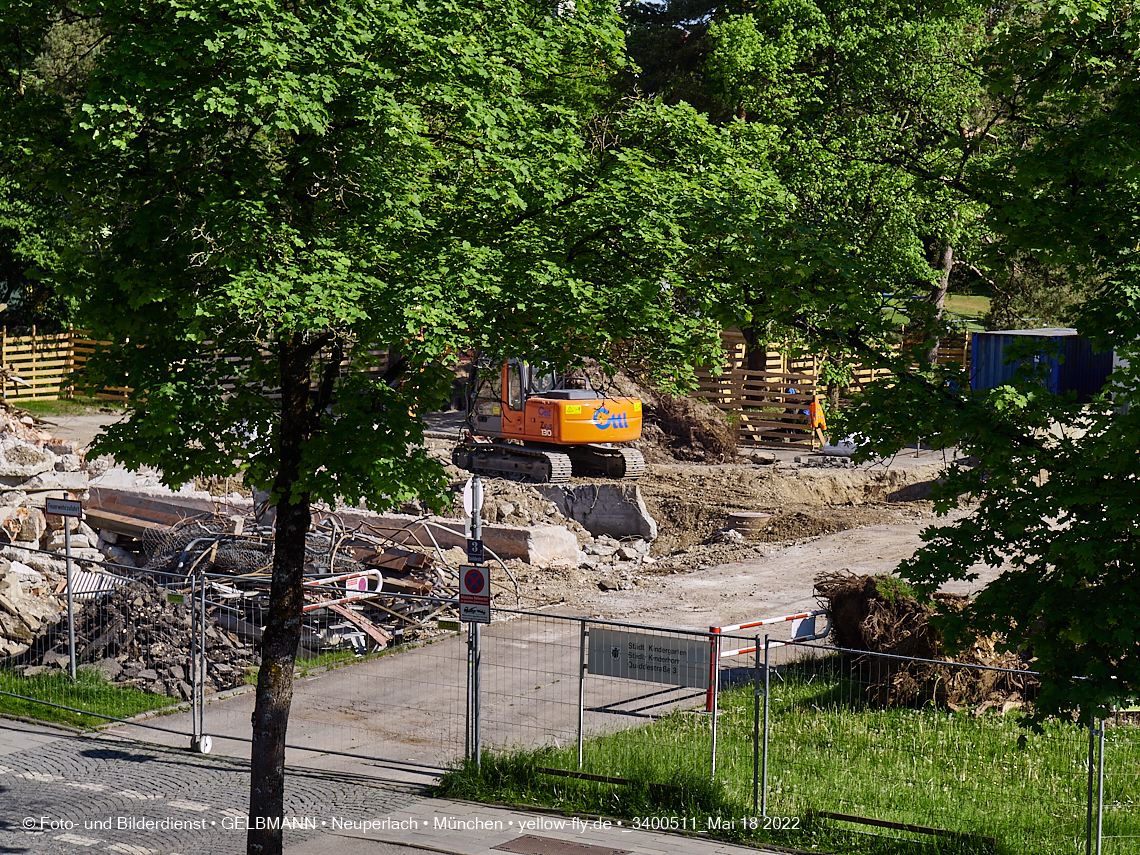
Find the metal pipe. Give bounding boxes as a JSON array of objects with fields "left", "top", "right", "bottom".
[
  {"left": 577, "top": 621, "right": 587, "bottom": 769},
  {"left": 465, "top": 626, "right": 472, "bottom": 762},
  {"left": 65, "top": 523, "right": 75, "bottom": 680},
  {"left": 710, "top": 640, "right": 719, "bottom": 780},
  {"left": 1087, "top": 715, "right": 1096, "bottom": 855},
  {"left": 190, "top": 569, "right": 199, "bottom": 743},
  {"left": 752, "top": 635, "right": 760, "bottom": 816},
  {"left": 1097, "top": 714, "right": 1105, "bottom": 855},
  {"left": 473, "top": 621, "right": 482, "bottom": 772},
  {"left": 197, "top": 565, "right": 206, "bottom": 742}
]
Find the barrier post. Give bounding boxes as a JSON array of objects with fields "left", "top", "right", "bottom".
[
  {"left": 762, "top": 634, "right": 770, "bottom": 817},
  {"left": 706, "top": 626, "right": 721, "bottom": 712},
  {"left": 752, "top": 635, "right": 760, "bottom": 816}
]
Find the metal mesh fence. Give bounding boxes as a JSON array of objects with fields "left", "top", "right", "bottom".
[
  {"left": 195, "top": 581, "right": 468, "bottom": 768},
  {"left": 1101, "top": 710, "right": 1140, "bottom": 854},
  {"left": 6, "top": 574, "right": 1139, "bottom": 855},
  {"left": 0, "top": 565, "right": 203, "bottom": 726},
  {"left": 750, "top": 641, "right": 1091, "bottom": 854}
]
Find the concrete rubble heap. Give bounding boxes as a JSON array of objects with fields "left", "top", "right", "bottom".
[
  {"left": 0, "top": 412, "right": 100, "bottom": 656},
  {"left": 12, "top": 576, "right": 258, "bottom": 698}
]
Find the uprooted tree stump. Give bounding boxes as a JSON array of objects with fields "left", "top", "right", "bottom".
[{"left": 814, "top": 572, "right": 1037, "bottom": 712}]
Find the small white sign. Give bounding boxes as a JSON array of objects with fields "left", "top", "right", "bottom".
[
  {"left": 461, "top": 478, "right": 484, "bottom": 517},
  {"left": 459, "top": 564, "right": 491, "bottom": 624},
  {"left": 45, "top": 497, "right": 82, "bottom": 518},
  {"left": 588, "top": 628, "right": 710, "bottom": 688}
]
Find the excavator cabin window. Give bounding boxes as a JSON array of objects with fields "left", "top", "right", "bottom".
[{"left": 507, "top": 363, "right": 524, "bottom": 410}]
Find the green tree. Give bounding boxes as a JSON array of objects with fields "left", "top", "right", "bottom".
[
  {"left": 1, "top": 1, "right": 785, "bottom": 851},
  {"left": 846, "top": 0, "right": 1140, "bottom": 722},
  {"left": 624, "top": 0, "right": 999, "bottom": 373}
]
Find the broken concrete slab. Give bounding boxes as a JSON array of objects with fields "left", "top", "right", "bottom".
[
  {"left": 0, "top": 440, "right": 54, "bottom": 479},
  {"left": 535, "top": 483, "right": 658, "bottom": 540},
  {"left": 332, "top": 510, "right": 579, "bottom": 565}
]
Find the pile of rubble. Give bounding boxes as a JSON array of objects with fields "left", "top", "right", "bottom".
[{"left": 11, "top": 576, "right": 258, "bottom": 698}]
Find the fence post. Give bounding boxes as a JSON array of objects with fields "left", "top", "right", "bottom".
[
  {"left": 762, "top": 634, "right": 770, "bottom": 818},
  {"left": 472, "top": 622, "right": 482, "bottom": 772},
  {"left": 706, "top": 626, "right": 720, "bottom": 711},
  {"left": 577, "top": 621, "right": 587, "bottom": 769},
  {"left": 1088, "top": 714, "right": 1095, "bottom": 855},
  {"left": 710, "top": 634, "right": 720, "bottom": 780},
  {"left": 465, "top": 625, "right": 472, "bottom": 762},
  {"left": 752, "top": 635, "right": 760, "bottom": 816},
  {"left": 1097, "top": 714, "right": 1106, "bottom": 855},
  {"left": 65, "top": 519, "right": 76, "bottom": 680}
]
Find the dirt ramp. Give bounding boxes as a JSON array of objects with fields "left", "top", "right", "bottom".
[{"left": 755, "top": 464, "right": 944, "bottom": 506}]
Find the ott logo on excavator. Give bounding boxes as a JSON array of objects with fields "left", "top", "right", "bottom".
[{"left": 592, "top": 407, "right": 629, "bottom": 430}]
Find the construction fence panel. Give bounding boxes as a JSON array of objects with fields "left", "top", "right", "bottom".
[
  {"left": 0, "top": 563, "right": 201, "bottom": 726},
  {"left": 756, "top": 641, "right": 1092, "bottom": 854},
  {"left": 482, "top": 613, "right": 722, "bottom": 788},
  {"left": 1101, "top": 711, "right": 1140, "bottom": 854},
  {"left": 197, "top": 583, "right": 469, "bottom": 769}
]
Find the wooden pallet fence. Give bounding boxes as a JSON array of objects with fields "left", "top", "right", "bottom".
[
  {"left": 69, "top": 333, "right": 130, "bottom": 402},
  {"left": 0, "top": 327, "right": 78, "bottom": 402}
]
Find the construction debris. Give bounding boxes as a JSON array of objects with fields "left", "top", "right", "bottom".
[{"left": 10, "top": 576, "right": 257, "bottom": 697}]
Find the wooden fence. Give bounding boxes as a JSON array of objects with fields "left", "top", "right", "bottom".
[
  {"left": 0, "top": 329, "right": 393, "bottom": 404},
  {"left": 693, "top": 330, "right": 970, "bottom": 449},
  {"left": 1, "top": 326, "right": 970, "bottom": 451}
]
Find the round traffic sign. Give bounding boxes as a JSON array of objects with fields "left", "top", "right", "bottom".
[{"left": 464, "top": 567, "right": 485, "bottom": 594}]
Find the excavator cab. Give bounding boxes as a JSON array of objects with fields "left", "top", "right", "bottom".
[{"left": 454, "top": 358, "right": 645, "bottom": 482}]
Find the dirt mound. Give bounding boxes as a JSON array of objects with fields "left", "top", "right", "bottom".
[
  {"left": 751, "top": 508, "right": 902, "bottom": 543},
  {"left": 814, "top": 572, "right": 1036, "bottom": 711},
  {"left": 587, "top": 365, "right": 736, "bottom": 464}
]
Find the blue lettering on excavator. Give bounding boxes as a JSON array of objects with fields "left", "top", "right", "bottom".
[{"left": 592, "top": 407, "right": 628, "bottom": 430}]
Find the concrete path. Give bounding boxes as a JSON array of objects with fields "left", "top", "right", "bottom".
[{"left": 0, "top": 717, "right": 784, "bottom": 855}]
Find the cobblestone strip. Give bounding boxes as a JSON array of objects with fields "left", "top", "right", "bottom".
[{"left": 0, "top": 732, "right": 425, "bottom": 855}]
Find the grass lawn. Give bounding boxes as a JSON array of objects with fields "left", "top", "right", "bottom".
[
  {"left": 944, "top": 294, "right": 991, "bottom": 319},
  {"left": 439, "top": 658, "right": 1139, "bottom": 854},
  {"left": 0, "top": 667, "right": 181, "bottom": 729},
  {"left": 13, "top": 395, "right": 126, "bottom": 418}
]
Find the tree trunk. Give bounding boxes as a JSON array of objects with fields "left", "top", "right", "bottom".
[
  {"left": 248, "top": 334, "right": 312, "bottom": 855},
  {"left": 925, "top": 236, "right": 954, "bottom": 365}
]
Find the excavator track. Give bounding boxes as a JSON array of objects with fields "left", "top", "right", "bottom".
[
  {"left": 566, "top": 445, "right": 645, "bottom": 479},
  {"left": 452, "top": 442, "right": 573, "bottom": 483}
]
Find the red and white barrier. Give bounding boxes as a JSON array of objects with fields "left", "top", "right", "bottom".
[{"left": 705, "top": 609, "right": 831, "bottom": 711}]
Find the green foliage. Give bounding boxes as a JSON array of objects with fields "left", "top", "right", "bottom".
[
  {"left": 874, "top": 575, "right": 924, "bottom": 605},
  {"left": 0, "top": 0, "right": 786, "bottom": 508},
  {"left": 832, "top": 0, "right": 1140, "bottom": 722}
]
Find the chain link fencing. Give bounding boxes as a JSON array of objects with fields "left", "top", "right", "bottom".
[{"left": 5, "top": 576, "right": 1140, "bottom": 854}]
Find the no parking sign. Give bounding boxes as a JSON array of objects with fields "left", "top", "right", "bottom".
[{"left": 459, "top": 565, "right": 491, "bottom": 624}]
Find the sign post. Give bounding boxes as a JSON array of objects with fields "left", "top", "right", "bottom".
[
  {"left": 460, "top": 477, "right": 487, "bottom": 769},
  {"left": 46, "top": 497, "right": 82, "bottom": 681}
]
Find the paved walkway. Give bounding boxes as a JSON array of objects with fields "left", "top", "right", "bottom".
[{"left": 0, "top": 718, "right": 785, "bottom": 855}]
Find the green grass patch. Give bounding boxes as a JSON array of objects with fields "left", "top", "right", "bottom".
[
  {"left": 0, "top": 667, "right": 180, "bottom": 729},
  {"left": 15, "top": 396, "right": 125, "bottom": 417},
  {"left": 944, "top": 295, "right": 991, "bottom": 319},
  {"left": 440, "top": 660, "right": 1124, "bottom": 854}
]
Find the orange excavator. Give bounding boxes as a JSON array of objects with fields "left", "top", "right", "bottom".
[{"left": 451, "top": 358, "right": 645, "bottom": 483}]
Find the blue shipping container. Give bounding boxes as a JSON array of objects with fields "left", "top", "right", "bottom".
[{"left": 970, "top": 329, "right": 1113, "bottom": 402}]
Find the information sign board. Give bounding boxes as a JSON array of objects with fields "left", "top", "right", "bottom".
[
  {"left": 45, "top": 497, "right": 82, "bottom": 518},
  {"left": 459, "top": 564, "right": 491, "bottom": 624},
  {"left": 466, "top": 538, "right": 485, "bottom": 564},
  {"left": 588, "top": 628, "right": 709, "bottom": 688}
]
